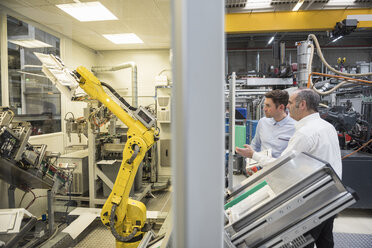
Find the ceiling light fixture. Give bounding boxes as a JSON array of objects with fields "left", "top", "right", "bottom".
[
  {"left": 103, "top": 33, "right": 144, "bottom": 44},
  {"left": 327, "top": 0, "right": 355, "bottom": 6},
  {"left": 56, "top": 1, "right": 118, "bottom": 22},
  {"left": 292, "top": 0, "right": 305, "bottom": 11},
  {"left": 332, "top": 36, "right": 343, "bottom": 43},
  {"left": 244, "top": 0, "right": 271, "bottom": 9},
  {"left": 268, "top": 36, "right": 275, "bottom": 45}
]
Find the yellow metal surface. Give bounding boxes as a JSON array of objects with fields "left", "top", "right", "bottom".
[
  {"left": 226, "top": 8, "right": 372, "bottom": 33},
  {"left": 75, "top": 66, "right": 155, "bottom": 248}
]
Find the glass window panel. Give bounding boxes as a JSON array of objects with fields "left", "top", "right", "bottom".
[{"left": 7, "top": 15, "right": 61, "bottom": 135}]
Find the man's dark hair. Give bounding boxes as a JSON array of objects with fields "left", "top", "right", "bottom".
[
  {"left": 295, "top": 88, "right": 320, "bottom": 112},
  {"left": 265, "top": 89, "right": 289, "bottom": 108}
]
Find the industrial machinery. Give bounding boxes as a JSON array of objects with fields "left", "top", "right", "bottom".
[
  {"left": 300, "top": 34, "right": 372, "bottom": 153},
  {"left": 35, "top": 53, "right": 159, "bottom": 248},
  {"left": 0, "top": 106, "right": 72, "bottom": 193},
  {"left": 224, "top": 151, "right": 357, "bottom": 248}
]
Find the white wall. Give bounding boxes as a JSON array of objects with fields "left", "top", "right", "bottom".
[
  {"left": 94, "top": 49, "right": 171, "bottom": 108},
  {"left": 58, "top": 39, "right": 97, "bottom": 149},
  {"left": 94, "top": 49, "right": 172, "bottom": 174}
]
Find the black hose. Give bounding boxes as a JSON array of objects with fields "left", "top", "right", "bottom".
[
  {"left": 109, "top": 204, "right": 139, "bottom": 242},
  {"left": 101, "top": 82, "right": 137, "bottom": 111}
]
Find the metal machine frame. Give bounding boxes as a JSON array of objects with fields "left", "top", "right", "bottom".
[{"left": 224, "top": 151, "right": 357, "bottom": 248}]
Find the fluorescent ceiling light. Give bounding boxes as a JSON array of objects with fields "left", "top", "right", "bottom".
[
  {"left": 8, "top": 39, "right": 53, "bottom": 48},
  {"left": 327, "top": 0, "right": 355, "bottom": 6},
  {"left": 332, "top": 36, "right": 343, "bottom": 43},
  {"left": 244, "top": 0, "right": 271, "bottom": 9},
  {"left": 103, "top": 33, "right": 144, "bottom": 44},
  {"left": 56, "top": 1, "right": 118, "bottom": 22},
  {"left": 268, "top": 36, "right": 275, "bottom": 45},
  {"left": 292, "top": 0, "right": 305, "bottom": 11}
]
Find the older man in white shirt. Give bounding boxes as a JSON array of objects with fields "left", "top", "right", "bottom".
[{"left": 236, "top": 88, "right": 342, "bottom": 248}]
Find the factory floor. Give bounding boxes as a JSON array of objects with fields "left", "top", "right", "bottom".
[
  {"left": 232, "top": 173, "right": 372, "bottom": 247},
  {"left": 74, "top": 187, "right": 172, "bottom": 247}
]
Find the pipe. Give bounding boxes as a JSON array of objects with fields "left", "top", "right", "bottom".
[
  {"left": 308, "top": 34, "right": 372, "bottom": 77},
  {"left": 307, "top": 72, "right": 372, "bottom": 88},
  {"left": 307, "top": 72, "right": 372, "bottom": 95},
  {"left": 91, "top": 62, "right": 138, "bottom": 108}
]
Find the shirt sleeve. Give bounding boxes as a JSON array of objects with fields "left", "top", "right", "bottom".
[
  {"left": 252, "top": 130, "right": 313, "bottom": 167},
  {"left": 280, "top": 131, "right": 313, "bottom": 157},
  {"left": 250, "top": 120, "right": 261, "bottom": 152}
]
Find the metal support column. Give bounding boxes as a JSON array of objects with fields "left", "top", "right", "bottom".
[
  {"left": 88, "top": 117, "right": 97, "bottom": 207},
  {"left": 0, "top": 11, "right": 9, "bottom": 107},
  {"left": 172, "top": 0, "right": 224, "bottom": 246},
  {"left": 8, "top": 185, "right": 16, "bottom": 208},
  {"left": 228, "top": 72, "right": 236, "bottom": 191},
  {"left": 47, "top": 189, "right": 55, "bottom": 234}
]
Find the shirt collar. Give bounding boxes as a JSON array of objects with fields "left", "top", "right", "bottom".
[
  {"left": 270, "top": 115, "right": 290, "bottom": 127},
  {"left": 296, "top": 112, "right": 320, "bottom": 130}
]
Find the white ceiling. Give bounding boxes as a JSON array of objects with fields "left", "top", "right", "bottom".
[
  {"left": 1, "top": 0, "right": 371, "bottom": 51},
  {"left": 0, "top": 0, "right": 171, "bottom": 51}
]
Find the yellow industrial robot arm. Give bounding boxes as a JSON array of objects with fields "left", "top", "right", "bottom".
[
  {"left": 34, "top": 51, "right": 158, "bottom": 248},
  {"left": 74, "top": 66, "right": 158, "bottom": 248}
]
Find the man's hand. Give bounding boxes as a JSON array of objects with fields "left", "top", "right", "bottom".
[{"left": 235, "top": 144, "right": 254, "bottom": 158}]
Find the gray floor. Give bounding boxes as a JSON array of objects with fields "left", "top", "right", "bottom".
[
  {"left": 334, "top": 208, "right": 372, "bottom": 235},
  {"left": 334, "top": 232, "right": 372, "bottom": 248},
  {"left": 75, "top": 189, "right": 172, "bottom": 247}
]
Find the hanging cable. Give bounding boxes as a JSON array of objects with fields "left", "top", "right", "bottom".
[
  {"left": 101, "top": 82, "right": 137, "bottom": 111},
  {"left": 342, "top": 138, "right": 372, "bottom": 160},
  {"left": 307, "top": 71, "right": 372, "bottom": 95}
]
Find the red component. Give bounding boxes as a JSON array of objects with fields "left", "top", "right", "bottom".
[{"left": 338, "top": 133, "right": 352, "bottom": 142}]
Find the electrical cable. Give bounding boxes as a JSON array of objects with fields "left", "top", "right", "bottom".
[
  {"left": 305, "top": 42, "right": 371, "bottom": 95},
  {"left": 307, "top": 72, "right": 372, "bottom": 89},
  {"left": 101, "top": 82, "right": 137, "bottom": 111},
  {"left": 25, "top": 191, "right": 47, "bottom": 210},
  {"left": 318, "top": 103, "right": 329, "bottom": 108},
  {"left": 18, "top": 191, "right": 29, "bottom": 208},
  {"left": 64, "top": 112, "right": 75, "bottom": 120},
  {"left": 308, "top": 34, "right": 372, "bottom": 77},
  {"left": 109, "top": 204, "right": 139, "bottom": 242},
  {"left": 342, "top": 138, "right": 372, "bottom": 160},
  {"left": 305, "top": 35, "right": 372, "bottom": 96}
]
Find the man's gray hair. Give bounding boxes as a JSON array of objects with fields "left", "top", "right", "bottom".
[{"left": 295, "top": 89, "right": 320, "bottom": 112}]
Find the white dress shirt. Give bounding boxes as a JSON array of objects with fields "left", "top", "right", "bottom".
[
  {"left": 253, "top": 113, "right": 342, "bottom": 179},
  {"left": 251, "top": 115, "right": 296, "bottom": 158}
]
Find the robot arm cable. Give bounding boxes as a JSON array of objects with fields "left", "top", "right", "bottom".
[
  {"left": 100, "top": 82, "right": 137, "bottom": 111},
  {"left": 109, "top": 203, "right": 139, "bottom": 242}
]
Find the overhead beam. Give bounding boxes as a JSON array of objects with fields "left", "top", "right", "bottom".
[{"left": 226, "top": 8, "right": 372, "bottom": 33}]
